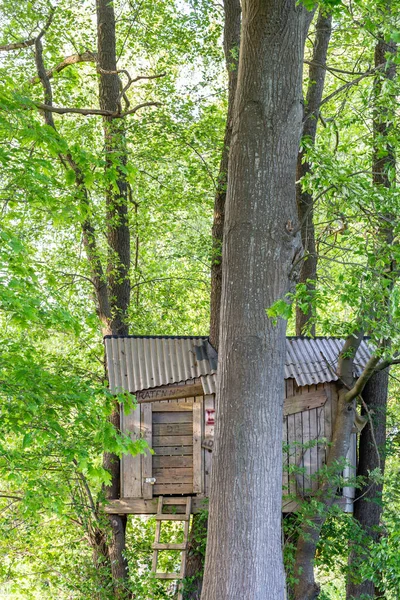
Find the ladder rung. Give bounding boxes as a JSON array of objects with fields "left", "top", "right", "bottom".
[
  {"left": 152, "top": 542, "right": 187, "bottom": 550},
  {"left": 162, "top": 497, "right": 191, "bottom": 505},
  {"left": 155, "top": 514, "right": 190, "bottom": 521},
  {"left": 155, "top": 572, "right": 183, "bottom": 580}
]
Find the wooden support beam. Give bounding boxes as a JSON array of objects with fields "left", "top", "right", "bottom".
[{"left": 104, "top": 497, "right": 208, "bottom": 514}]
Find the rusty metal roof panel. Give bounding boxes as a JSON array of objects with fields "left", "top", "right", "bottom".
[{"left": 104, "top": 335, "right": 372, "bottom": 393}]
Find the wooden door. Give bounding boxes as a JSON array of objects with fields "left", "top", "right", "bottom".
[{"left": 151, "top": 398, "right": 203, "bottom": 496}]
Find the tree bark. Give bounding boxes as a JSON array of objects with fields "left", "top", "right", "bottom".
[
  {"left": 292, "top": 334, "right": 380, "bottom": 600},
  {"left": 201, "top": 3, "right": 312, "bottom": 599},
  {"left": 96, "top": 0, "right": 130, "bottom": 594},
  {"left": 295, "top": 9, "right": 332, "bottom": 336},
  {"left": 346, "top": 370, "right": 389, "bottom": 599},
  {"left": 209, "top": 0, "right": 241, "bottom": 350},
  {"left": 185, "top": 4, "right": 241, "bottom": 598}
]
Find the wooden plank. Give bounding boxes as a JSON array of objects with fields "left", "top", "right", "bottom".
[
  {"left": 287, "top": 412, "right": 296, "bottom": 498},
  {"left": 122, "top": 404, "right": 142, "bottom": 498},
  {"left": 105, "top": 497, "right": 209, "bottom": 514},
  {"left": 153, "top": 446, "right": 193, "bottom": 456},
  {"left": 136, "top": 382, "right": 203, "bottom": 403},
  {"left": 294, "top": 411, "right": 303, "bottom": 494},
  {"left": 153, "top": 422, "right": 193, "bottom": 436},
  {"left": 152, "top": 496, "right": 163, "bottom": 573},
  {"left": 308, "top": 407, "right": 319, "bottom": 492},
  {"left": 205, "top": 446, "right": 212, "bottom": 496},
  {"left": 153, "top": 455, "right": 193, "bottom": 469},
  {"left": 153, "top": 483, "right": 193, "bottom": 495},
  {"left": 153, "top": 467, "right": 193, "bottom": 484},
  {"left": 142, "top": 402, "right": 153, "bottom": 500},
  {"left": 284, "top": 390, "right": 327, "bottom": 416},
  {"left": 155, "top": 513, "right": 190, "bottom": 521},
  {"left": 152, "top": 412, "right": 193, "bottom": 424},
  {"left": 152, "top": 542, "right": 187, "bottom": 550},
  {"left": 192, "top": 397, "right": 204, "bottom": 494},
  {"left": 282, "top": 416, "right": 289, "bottom": 497},
  {"left": 286, "top": 378, "right": 294, "bottom": 398},
  {"left": 155, "top": 573, "right": 182, "bottom": 580},
  {"left": 153, "top": 435, "right": 193, "bottom": 447},
  {"left": 204, "top": 394, "right": 215, "bottom": 438},
  {"left": 163, "top": 497, "right": 192, "bottom": 505},
  {"left": 151, "top": 400, "right": 193, "bottom": 412}
]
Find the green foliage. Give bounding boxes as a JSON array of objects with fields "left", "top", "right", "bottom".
[{"left": 0, "top": 0, "right": 399, "bottom": 598}]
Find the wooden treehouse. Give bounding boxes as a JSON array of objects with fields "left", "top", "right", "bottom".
[
  {"left": 104, "top": 335, "right": 371, "bottom": 515},
  {"left": 103, "top": 335, "right": 370, "bottom": 591}
]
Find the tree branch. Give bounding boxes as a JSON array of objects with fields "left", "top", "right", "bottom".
[
  {"left": 0, "top": 7, "right": 55, "bottom": 51},
  {"left": 34, "top": 100, "right": 161, "bottom": 118},
  {"left": 305, "top": 62, "right": 387, "bottom": 123},
  {"left": 30, "top": 52, "right": 97, "bottom": 85},
  {"left": 344, "top": 354, "right": 381, "bottom": 403}
]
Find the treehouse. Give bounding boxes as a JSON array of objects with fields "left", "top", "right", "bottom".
[{"left": 104, "top": 335, "right": 371, "bottom": 516}]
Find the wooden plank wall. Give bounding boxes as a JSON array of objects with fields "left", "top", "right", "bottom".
[
  {"left": 121, "top": 382, "right": 337, "bottom": 505},
  {"left": 284, "top": 381, "right": 335, "bottom": 501},
  {"left": 152, "top": 399, "right": 194, "bottom": 496}
]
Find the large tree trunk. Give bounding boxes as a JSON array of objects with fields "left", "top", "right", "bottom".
[
  {"left": 96, "top": 0, "right": 130, "bottom": 594},
  {"left": 346, "top": 33, "right": 396, "bottom": 600},
  {"left": 295, "top": 9, "right": 332, "bottom": 336},
  {"left": 184, "top": 3, "right": 241, "bottom": 598},
  {"left": 201, "top": 3, "right": 312, "bottom": 599}
]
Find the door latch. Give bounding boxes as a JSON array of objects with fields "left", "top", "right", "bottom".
[{"left": 144, "top": 477, "right": 156, "bottom": 484}]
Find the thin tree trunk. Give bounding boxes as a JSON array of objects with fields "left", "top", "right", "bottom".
[
  {"left": 295, "top": 9, "right": 332, "bottom": 336},
  {"left": 292, "top": 334, "right": 382, "bottom": 600},
  {"left": 346, "top": 33, "right": 396, "bottom": 600},
  {"left": 209, "top": 0, "right": 241, "bottom": 350},
  {"left": 96, "top": 0, "right": 130, "bottom": 594},
  {"left": 346, "top": 370, "right": 389, "bottom": 599},
  {"left": 201, "top": 3, "right": 313, "bottom": 598}
]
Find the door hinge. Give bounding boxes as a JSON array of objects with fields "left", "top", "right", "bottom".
[{"left": 144, "top": 477, "right": 156, "bottom": 484}]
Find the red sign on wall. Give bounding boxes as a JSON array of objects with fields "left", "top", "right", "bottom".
[{"left": 205, "top": 409, "right": 215, "bottom": 426}]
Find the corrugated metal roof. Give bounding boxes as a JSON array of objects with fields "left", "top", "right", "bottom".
[
  {"left": 104, "top": 336, "right": 217, "bottom": 395},
  {"left": 104, "top": 335, "right": 372, "bottom": 394},
  {"left": 284, "top": 337, "right": 371, "bottom": 387}
]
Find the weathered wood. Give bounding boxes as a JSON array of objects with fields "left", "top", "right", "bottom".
[
  {"left": 192, "top": 397, "right": 203, "bottom": 494},
  {"left": 284, "top": 390, "right": 327, "bottom": 416},
  {"left": 205, "top": 443, "right": 212, "bottom": 496},
  {"left": 155, "top": 573, "right": 183, "bottom": 580},
  {"left": 153, "top": 455, "right": 193, "bottom": 469},
  {"left": 153, "top": 422, "right": 193, "bottom": 436},
  {"left": 136, "top": 382, "right": 203, "bottom": 403},
  {"left": 152, "top": 412, "right": 193, "bottom": 424},
  {"left": 155, "top": 513, "right": 191, "bottom": 521},
  {"left": 152, "top": 542, "right": 187, "bottom": 550},
  {"left": 105, "top": 497, "right": 208, "bottom": 514},
  {"left": 153, "top": 435, "right": 193, "bottom": 447},
  {"left": 121, "top": 404, "right": 141, "bottom": 497},
  {"left": 153, "top": 446, "right": 193, "bottom": 456},
  {"left": 142, "top": 402, "right": 153, "bottom": 499},
  {"left": 287, "top": 412, "right": 296, "bottom": 497},
  {"left": 151, "top": 400, "right": 193, "bottom": 412},
  {"left": 152, "top": 496, "right": 163, "bottom": 572},
  {"left": 153, "top": 467, "right": 193, "bottom": 484},
  {"left": 153, "top": 483, "right": 193, "bottom": 495}
]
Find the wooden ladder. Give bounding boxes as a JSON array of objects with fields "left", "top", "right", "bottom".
[{"left": 152, "top": 496, "right": 192, "bottom": 600}]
